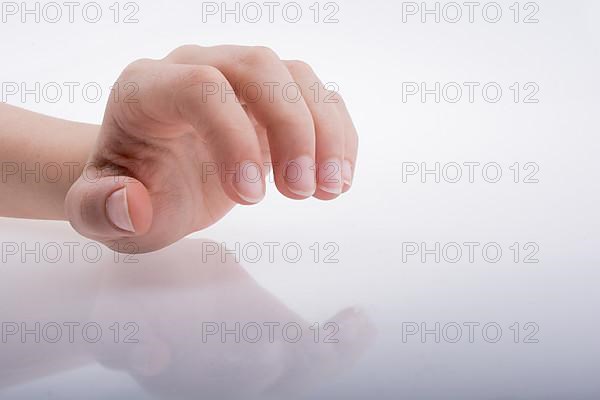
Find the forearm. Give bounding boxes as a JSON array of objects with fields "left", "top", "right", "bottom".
[{"left": 0, "top": 103, "right": 98, "bottom": 220}]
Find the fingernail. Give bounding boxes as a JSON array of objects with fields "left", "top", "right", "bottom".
[
  {"left": 234, "top": 161, "right": 265, "bottom": 204},
  {"left": 285, "top": 156, "right": 316, "bottom": 197},
  {"left": 318, "top": 158, "right": 343, "bottom": 195},
  {"left": 342, "top": 159, "right": 353, "bottom": 188},
  {"left": 284, "top": 156, "right": 317, "bottom": 197},
  {"left": 106, "top": 186, "right": 135, "bottom": 233}
]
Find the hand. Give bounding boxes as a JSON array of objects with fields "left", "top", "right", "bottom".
[{"left": 65, "top": 45, "right": 359, "bottom": 253}]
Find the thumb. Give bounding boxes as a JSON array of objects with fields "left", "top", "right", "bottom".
[{"left": 65, "top": 166, "right": 153, "bottom": 240}]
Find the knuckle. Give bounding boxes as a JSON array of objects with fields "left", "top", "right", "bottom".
[
  {"left": 286, "top": 59, "right": 313, "bottom": 74},
  {"left": 121, "top": 58, "right": 155, "bottom": 78},
  {"left": 179, "top": 65, "right": 223, "bottom": 87},
  {"left": 238, "top": 46, "right": 280, "bottom": 67},
  {"left": 166, "top": 44, "right": 202, "bottom": 62}
]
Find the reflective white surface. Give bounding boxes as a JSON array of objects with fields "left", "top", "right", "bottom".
[{"left": 1, "top": 217, "right": 599, "bottom": 399}]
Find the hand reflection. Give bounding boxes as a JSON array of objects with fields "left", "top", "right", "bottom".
[{"left": 88, "top": 238, "right": 375, "bottom": 399}]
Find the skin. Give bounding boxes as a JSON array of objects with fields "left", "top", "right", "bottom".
[{"left": 0, "top": 45, "right": 359, "bottom": 253}]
